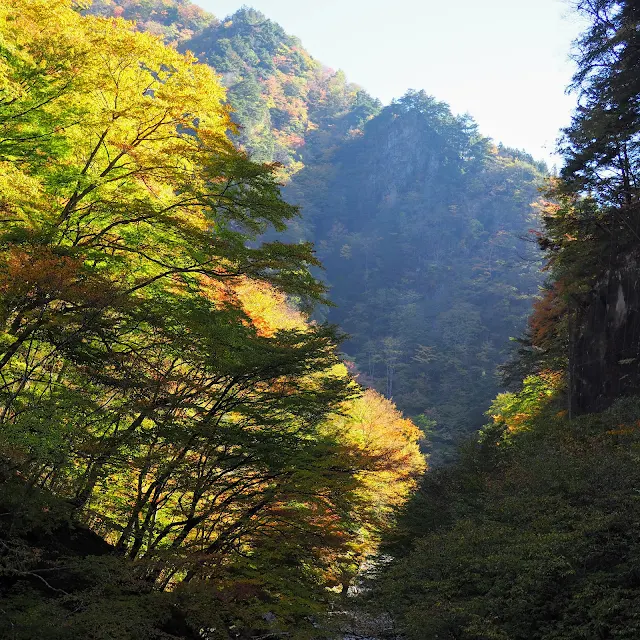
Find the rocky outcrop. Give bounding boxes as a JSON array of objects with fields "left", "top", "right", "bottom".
[{"left": 571, "top": 252, "right": 640, "bottom": 414}]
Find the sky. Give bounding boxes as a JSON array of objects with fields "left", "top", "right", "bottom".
[{"left": 196, "top": 0, "right": 587, "bottom": 168}]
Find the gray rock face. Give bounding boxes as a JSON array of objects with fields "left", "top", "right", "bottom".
[{"left": 571, "top": 252, "right": 640, "bottom": 414}]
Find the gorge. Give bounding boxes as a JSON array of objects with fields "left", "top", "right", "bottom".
[{"left": 1, "top": 1, "right": 640, "bottom": 639}]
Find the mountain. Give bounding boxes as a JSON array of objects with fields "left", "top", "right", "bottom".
[
  {"left": 87, "top": 3, "right": 381, "bottom": 177},
  {"left": 87, "top": 1, "right": 546, "bottom": 456},
  {"left": 184, "top": 7, "right": 381, "bottom": 173},
  {"left": 286, "top": 90, "right": 546, "bottom": 455}
]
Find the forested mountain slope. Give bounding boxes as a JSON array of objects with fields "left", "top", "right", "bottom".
[
  {"left": 88, "top": 0, "right": 216, "bottom": 40},
  {"left": 184, "top": 8, "right": 381, "bottom": 172},
  {"left": 286, "top": 91, "right": 546, "bottom": 454},
  {"left": 88, "top": 2, "right": 381, "bottom": 176},
  {"left": 88, "top": 1, "right": 547, "bottom": 457}
]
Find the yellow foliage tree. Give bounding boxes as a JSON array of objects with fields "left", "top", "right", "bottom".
[{"left": 0, "top": 2, "right": 426, "bottom": 634}]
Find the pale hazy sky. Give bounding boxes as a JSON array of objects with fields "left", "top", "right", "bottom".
[{"left": 196, "top": 1, "right": 587, "bottom": 167}]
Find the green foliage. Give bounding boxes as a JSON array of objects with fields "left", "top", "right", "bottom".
[
  {"left": 560, "top": 1, "right": 640, "bottom": 211},
  {"left": 363, "top": 4, "right": 640, "bottom": 638},
  {"left": 182, "top": 8, "right": 381, "bottom": 175},
  {"left": 521, "top": 1, "right": 640, "bottom": 413},
  {"left": 86, "top": 2, "right": 546, "bottom": 460},
  {"left": 485, "top": 370, "right": 564, "bottom": 438},
  {"left": 367, "top": 395, "right": 640, "bottom": 640},
  {"left": 89, "top": 3, "right": 383, "bottom": 176}
]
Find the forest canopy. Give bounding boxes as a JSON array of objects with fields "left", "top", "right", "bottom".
[
  {"left": 86, "top": 2, "right": 548, "bottom": 460},
  {"left": 0, "top": 2, "right": 424, "bottom": 638}
]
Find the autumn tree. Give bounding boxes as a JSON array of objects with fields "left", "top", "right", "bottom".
[{"left": 0, "top": 3, "right": 425, "bottom": 637}]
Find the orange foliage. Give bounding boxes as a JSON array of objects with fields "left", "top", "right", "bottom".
[
  {"left": 529, "top": 281, "right": 567, "bottom": 348},
  {"left": 201, "top": 276, "right": 305, "bottom": 337},
  {"left": 0, "top": 247, "right": 114, "bottom": 307},
  {"left": 235, "top": 279, "right": 305, "bottom": 336},
  {"left": 607, "top": 420, "right": 640, "bottom": 437},
  {"left": 341, "top": 389, "right": 426, "bottom": 511}
]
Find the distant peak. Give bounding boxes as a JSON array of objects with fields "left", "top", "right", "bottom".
[{"left": 229, "top": 6, "right": 269, "bottom": 24}]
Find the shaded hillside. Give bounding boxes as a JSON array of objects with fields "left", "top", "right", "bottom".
[
  {"left": 368, "top": 391, "right": 640, "bottom": 640},
  {"left": 365, "top": 3, "right": 640, "bottom": 637},
  {"left": 286, "top": 90, "right": 546, "bottom": 455}
]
